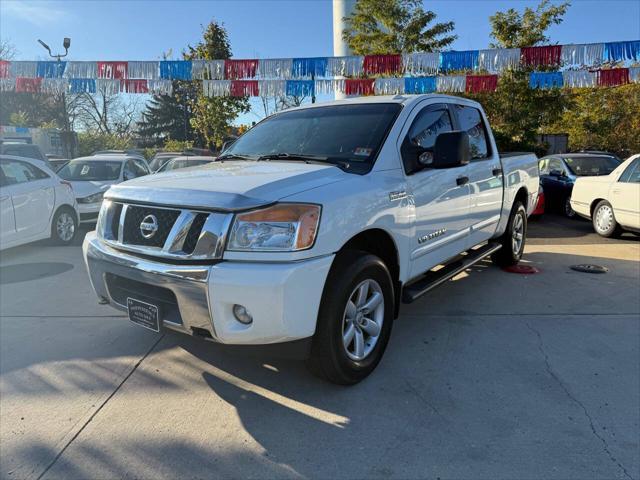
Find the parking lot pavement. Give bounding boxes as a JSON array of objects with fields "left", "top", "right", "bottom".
[{"left": 0, "top": 217, "right": 638, "bottom": 480}]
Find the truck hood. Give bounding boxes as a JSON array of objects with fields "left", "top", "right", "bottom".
[
  {"left": 105, "top": 160, "right": 347, "bottom": 212},
  {"left": 70, "top": 180, "right": 117, "bottom": 199}
]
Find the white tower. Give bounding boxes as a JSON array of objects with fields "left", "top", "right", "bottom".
[{"left": 332, "top": 0, "right": 356, "bottom": 99}]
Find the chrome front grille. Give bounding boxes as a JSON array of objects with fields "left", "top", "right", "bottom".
[{"left": 98, "top": 200, "right": 232, "bottom": 261}]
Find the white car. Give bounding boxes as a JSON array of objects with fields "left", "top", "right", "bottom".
[
  {"left": 57, "top": 155, "right": 150, "bottom": 223},
  {"left": 0, "top": 155, "right": 78, "bottom": 250},
  {"left": 571, "top": 154, "right": 640, "bottom": 237}
]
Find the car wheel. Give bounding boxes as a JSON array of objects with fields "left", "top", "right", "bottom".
[
  {"left": 51, "top": 207, "right": 77, "bottom": 245},
  {"left": 592, "top": 201, "right": 621, "bottom": 238},
  {"left": 564, "top": 196, "right": 577, "bottom": 218},
  {"left": 307, "top": 250, "right": 394, "bottom": 385},
  {"left": 492, "top": 201, "right": 527, "bottom": 267}
]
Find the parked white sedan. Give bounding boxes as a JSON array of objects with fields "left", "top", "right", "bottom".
[
  {"left": 57, "top": 155, "right": 150, "bottom": 223},
  {"left": 571, "top": 154, "right": 640, "bottom": 237},
  {"left": 0, "top": 155, "right": 79, "bottom": 250}
]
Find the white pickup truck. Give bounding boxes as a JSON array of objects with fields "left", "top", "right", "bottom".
[{"left": 84, "top": 95, "right": 538, "bottom": 384}]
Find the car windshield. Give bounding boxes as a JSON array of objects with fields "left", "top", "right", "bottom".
[
  {"left": 159, "top": 159, "right": 212, "bottom": 172},
  {"left": 225, "top": 103, "right": 402, "bottom": 171},
  {"left": 58, "top": 161, "right": 122, "bottom": 181},
  {"left": 564, "top": 155, "right": 620, "bottom": 176}
]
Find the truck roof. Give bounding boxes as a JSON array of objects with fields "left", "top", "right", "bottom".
[{"left": 283, "top": 94, "right": 481, "bottom": 113}]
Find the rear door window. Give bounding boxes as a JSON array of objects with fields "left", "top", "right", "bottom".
[{"left": 401, "top": 103, "right": 453, "bottom": 174}]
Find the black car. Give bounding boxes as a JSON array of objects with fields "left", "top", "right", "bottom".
[{"left": 539, "top": 153, "right": 621, "bottom": 217}]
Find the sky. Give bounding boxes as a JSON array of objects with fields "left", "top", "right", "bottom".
[{"left": 1, "top": 0, "right": 639, "bottom": 123}]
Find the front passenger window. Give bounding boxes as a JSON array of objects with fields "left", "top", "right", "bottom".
[{"left": 401, "top": 104, "right": 453, "bottom": 174}]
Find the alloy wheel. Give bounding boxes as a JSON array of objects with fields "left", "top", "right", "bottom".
[
  {"left": 341, "top": 279, "right": 385, "bottom": 361},
  {"left": 56, "top": 213, "right": 75, "bottom": 242}
]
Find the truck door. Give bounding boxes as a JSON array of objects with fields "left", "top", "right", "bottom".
[
  {"left": 450, "top": 104, "right": 504, "bottom": 248},
  {"left": 400, "top": 102, "right": 471, "bottom": 278}
]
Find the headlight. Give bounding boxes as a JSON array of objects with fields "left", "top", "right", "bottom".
[
  {"left": 227, "top": 203, "right": 321, "bottom": 252},
  {"left": 78, "top": 192, "right": 104, "bottom": 204}
]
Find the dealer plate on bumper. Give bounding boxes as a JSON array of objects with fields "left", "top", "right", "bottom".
[{"left": 127, "top": 297, "right": 160, "bottom": 332}]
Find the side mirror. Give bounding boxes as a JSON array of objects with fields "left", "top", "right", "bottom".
[{"left": 431, "top": 131, "right": 471, "bottom": 169}]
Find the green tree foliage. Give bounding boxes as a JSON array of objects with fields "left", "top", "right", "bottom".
[
  {"left": 77, "top": 132, "right": 134, "bottom": 157},
  {"left": 468, "top": 1, "right": 570, "bottom": 152},
  {"left": 137, "top": 92, "right": 196, "bottom": 143},
  {"left": 555, "top": 85, "right": 640, "bottom": 157},
  {"left": 185, "top": 21, "right": 249, "bottom": 149},
  {"left": 342, "top": 0, "right": 456, "bottom": 55}
]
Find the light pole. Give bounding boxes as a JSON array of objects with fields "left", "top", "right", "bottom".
[{"left": 37, "top": 37, "right": 71, "bottom": 61}]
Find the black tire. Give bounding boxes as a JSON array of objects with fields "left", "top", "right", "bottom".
[
  {"left": 50, "top": 207, "right": 77, "bottom": 245},
  {"left": 592, "top": 200, "right": 622, "bottom": 238},
  {"left": 564, "top": 196, "right": 577, "bottom": 218},
  {"left": 307, "top": 250, "right": 394, "bottom": 385},
  {"left": 491, "top": 201, "right": 527, "bottom": 267}
]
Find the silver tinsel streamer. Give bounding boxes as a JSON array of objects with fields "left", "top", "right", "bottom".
[
  {"left": 147, "top": 80, "right": 173, "bottom": 95},
  {"left": 629, "top": 67, "right": 640, "bottom": 83},
  {"left": 203, "top": 80, "right": 231, "bottom": 97},
  {"left": 64, "top": 61, "right": 97, "bottom": 79},
  {"left": 402, "top": 53, "right": 439, "bottom": 75},
  {"left": 436, "top": 75, "right": 466, "bottom": 92},
  {"left": 9, "top": 61, "right": 37, "bottom": 78},
  {"left": 562, "top": 70, "right": 597, "bottom": 88},
  {"left": 478, "top": 49, "right": 520, "bottom": 72},
  {"left": 96, "top": 79, "right": 121, "bottom": 95},
  {"left": 41, "top": 78, "right": 68, "bottom": 94},
  {"left": 314, "top": 79, "right": 345, "bottom": 95},
  {"left": 203, "top": 60, "right": 226, "bottom": 80},
  {"left": 561, "top": 44, "right": 605, "bottom": 66},
  {"left": 258, "top": 80, "right": 286, "bottom": 97},
  {"left": 326, "top": 57, "right": 363, "bottom": 77},
  {"left": 128, "top": 61, "right": 159, "bottom": 79},
  {"left": 258, "top": 59, "right": 293, "bottom": 79},
  {"left": 374, "top": 78, "right": 404, "bottom": 95},
  {"left": 0, "top": 79, "right": 16, "bottom": 92}
]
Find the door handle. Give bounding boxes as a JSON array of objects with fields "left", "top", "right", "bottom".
[
  {"left": 492, "top": 168, "right": 503, "bottom": 176},
  {"left": 456, "top": 176, "right": 469, "bottom": 186}
]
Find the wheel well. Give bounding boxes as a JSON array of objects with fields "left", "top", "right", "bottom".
[
  {"left": 514, "top": 187, "right": 528, "bottom": 210},
  {"left": 590, "top": 198, "right": 606, "bottom": 216},
  {"left": 340, "top": 229, "right": 401, "bottom": 317},
  {"left": 53, "top": 204, "right": 78, "bottom": 223}
]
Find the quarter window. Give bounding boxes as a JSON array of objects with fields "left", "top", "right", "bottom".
[
  {"left": 619, "top": 159, "right": 640, "bottom": 183},
  {"left": 453, "top": 105, "right": 490, "bottom": 160}
]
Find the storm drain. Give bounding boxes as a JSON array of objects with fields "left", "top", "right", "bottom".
[{"left": 570, "top": 264, "right": 609, "bottom": 274}]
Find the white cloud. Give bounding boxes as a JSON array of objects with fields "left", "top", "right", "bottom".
[{"left": 1, "top": 1, "right": 71, "bottom": 27}]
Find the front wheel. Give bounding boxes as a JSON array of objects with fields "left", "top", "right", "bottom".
[
  {"left": 592, "top": 201, "right": 622, "bottom": 238},
  {"left": 307, "top": 250, "right": 394, "bottom": 385},
  {"left": 492, "top": 201, "right": 527, "bottom": 267},
  {"left": 564, "top": 196, "right": 577, "bottom": 218},
  {"left": 50, "top": 207, "right": 77, "bottom": 245}
]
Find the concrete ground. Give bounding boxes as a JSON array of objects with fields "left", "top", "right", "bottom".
[{"left": 1, "top": 214, "right": 638, "bottom": 480}]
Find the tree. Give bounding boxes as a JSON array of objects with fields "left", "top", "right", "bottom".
[
  {"left": 74, "top": 83, "right": 143, "bottom": 135},
  {"left": 342, "top": 0, "right": 456, "bottom": 55},
  {"left": 137, "top": 92, "right": 196, "bottom": 143},
  {"left": 0, "top": 38, "right": 17, "bottom": 59},
  {"left": 467, "top": 1, "right": 571, "bottom": 152}
]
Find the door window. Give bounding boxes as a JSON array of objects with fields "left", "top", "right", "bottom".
[
  {"left": 452, "top": 105, "right": 491, "bottom": 160},
  {"left": 132, "top": 159, "right": 149, "bottom": 176},
  {"left": 0, "top": 160, "right": 49, "bottom": 185},
  {"left": 547, "top": 158, "right": 566, "bottom": 175},
  {"left": 619, "top": 159, "right": 640, "bottom": 183},
  {"left": 401, "top": 103, "right": 453, "bottom": 174}
]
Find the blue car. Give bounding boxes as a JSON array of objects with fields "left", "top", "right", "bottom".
[{"left": 538, "top": 153, "right": 621, "bottom": 217}]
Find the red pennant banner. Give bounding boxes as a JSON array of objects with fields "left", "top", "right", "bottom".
[
  {"left": 225, "top": 60, "right": 258, "bottom": 80},
  {"left": 465, "top": 74, "right": 498, "bottom": 93},
  {"left": 97, "top": 61, "right": 128, "bottom": 79},
  {"left": 121, "top": 79, "right": 149, "bottom": 93},
  {"left": 0, "top": 61, "right": 9, "bottom": 79},
  {"left": 598, "top": 68, "right": 630, "bottom": 86},
  {"left": 345, "top": 79, "right": 375, "bottom": 96},
  {"left": 363, "top": 54, "right": 402, "bottom": 75},
  {"left": 520, "top": 46, "right": 562, "bottom": 67},
  {"left": 15, "top": 77, "right": 42, "bottom": 93},
  {"left": 230, "top": 80, "right": 259, "bottom": 96}
]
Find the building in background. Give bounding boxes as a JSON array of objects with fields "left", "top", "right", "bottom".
[{"left": 0, "top": 125, "right": 77, "bottom": 158}]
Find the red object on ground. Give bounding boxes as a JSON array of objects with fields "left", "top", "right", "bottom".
[
  {"left": 15, "top": 77, "right": 42, "bottom": 93},
  {"left": 0, "top": 61, "right": 9, "bottom": 78},
  {"left": 520, "top": 46, "right": 562, "bottom": 67},
  {"left": 503, "top": 265, "right": 540, "bottom": 274},
  {"left": 465, "top": 75, "right": 498, "bottom": 93},
  {"left": 363, "top": 54, "right": 402, "bottom": 75},
  {"left": 121, "top": 79, "right": 149, "bottom": 93},
  {"left": 224, "top": 59, "right": 258, "bottom": 79},
  {"left": 532, "top": 188, "right": 545, "bottom": 215},
  {"left": 97, "top": 61, "right": 128, "bottom": 79},
  {"left": 345, "top": 78, "right": 375, "bottom": 96},
  {"left": 598, "top": 68, "right": 630, "bottom": 87},
  {"left": 230, "top": 80, "right": 259, "bottom": 97}
]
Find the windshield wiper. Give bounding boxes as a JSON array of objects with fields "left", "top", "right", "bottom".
[
  {"left": 216, "top": 153, "right": 256, "bottom": 161},
  {"left": 257, "top": 153, "right": 351, "bottom": 170}
]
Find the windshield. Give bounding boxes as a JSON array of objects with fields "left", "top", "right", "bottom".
[
  {"left": 159, "top": 159, "right": 212, "bottom": 172},
  {"left": 226, "top": 103, "right": 402, "bottom": 171},
  {"left": 58, "top": 161, "right": 122, "bottom": 181},
  {"left": 564, "top": 155, "right": 620, "bottom": 176}
]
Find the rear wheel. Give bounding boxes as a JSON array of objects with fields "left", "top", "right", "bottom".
[
  {"left": 592, "top": 201, "right": 622, "bottom": 238},
  {"left": 492, "top": 201, "right": 527, "bottom": 267},
  {"left": 307, "top": 250, "right": 394, "bottom": 385},
  {"left": 50, "top": 207, "right": 77, "bottom": 245},
  {"left": 564, "top": 196, "right": 577, "bottom": 218}
]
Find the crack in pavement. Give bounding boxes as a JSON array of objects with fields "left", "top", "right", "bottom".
[
  {"left": 525, "top": 321, "right": 634, "bottom": 480},
  {"left": 34, "top": 333, "right": 166, "bottom": 480}
]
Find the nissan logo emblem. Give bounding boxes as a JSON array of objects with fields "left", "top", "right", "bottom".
[{"left": 139, "top": 214, "right": 159, "bottom": 239}]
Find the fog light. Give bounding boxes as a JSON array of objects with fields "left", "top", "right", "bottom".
[{"left": 233, "top": 304, "right": 253, "bottom": 325}]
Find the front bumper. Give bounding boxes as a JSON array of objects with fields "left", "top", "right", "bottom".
[{"left": 83, "top": 232, "right": 334, "bottom": 345}]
